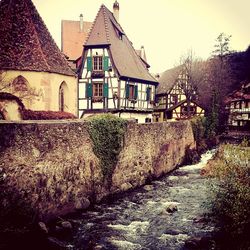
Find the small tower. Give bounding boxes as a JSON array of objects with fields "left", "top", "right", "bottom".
[{"left": 113, "top": 0, "right": 119, "bottom": 22}]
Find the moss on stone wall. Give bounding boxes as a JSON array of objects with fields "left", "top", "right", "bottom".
[{"left": 87, "top": 114, "right": 127, "bottom": 185}]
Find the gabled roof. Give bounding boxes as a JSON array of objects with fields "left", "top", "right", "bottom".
[
  {"left": 225, "top": 82, "right": 250, "bottom": 103},
  {"left": 167, "top": 99, "right": 203, "bottom": 112},
  {"left": 0, "top": 0, "right": 75, "bottom": 76},
  {"left": 157, "top": 66, "right": 183, "bottom": 94},
  {"left": 61, "top": 20, "right": 92, "bottom": 60},
  {"left": 83, "top": 5, "right": 157, "bottom": 84}
]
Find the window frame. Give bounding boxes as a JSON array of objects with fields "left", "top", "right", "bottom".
[
  {"left": 93, "top": 56, "right": 103, "bottom": 72},
  {"left": 93, "top": 82, "right": 103, "bottom": 98}
]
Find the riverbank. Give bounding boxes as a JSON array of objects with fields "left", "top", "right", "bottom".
[
  {"left": 202, "top": 142, "right": 250, "bottom": 250},
  {"left": 1, "top": 150, "right": 217, "bottom": 250},
  {"left": 57, "top": 150, "right": 217, "bottom": 249}
]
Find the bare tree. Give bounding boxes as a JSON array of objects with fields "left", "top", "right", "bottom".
[
  {"left": 0, "top": 70, "right": 43, "bottom": 106},
  {"left": 178, "top": 50, "right": 205, "bottom": 117}
]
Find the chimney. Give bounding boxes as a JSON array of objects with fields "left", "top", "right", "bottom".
[
  {"left": 113, "top": 1, "right": 119, "bottom": 22},
  {"left": 79, "top": 13, "right": 83, "bottom": 32},
  {"left": 140, "top": 45, "right": 146, "bottom": 61}
]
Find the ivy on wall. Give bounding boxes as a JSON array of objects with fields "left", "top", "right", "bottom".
[{"left": 87, "top": 114, "right": 127, "bottom": 184}]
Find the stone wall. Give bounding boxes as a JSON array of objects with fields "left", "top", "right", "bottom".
[
  {"left": 112, "top": 121, "right": 195, "bottom": 192},
  {"left": 0, "top": 120, "right": 195, "bottom": 221}
]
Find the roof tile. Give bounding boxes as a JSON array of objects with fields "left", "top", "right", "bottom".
[
  {"left": 0, "top": 0, "right": 75, "bottom": 76},
  {"left": 84, "top": 5, "right": 157, "bottom": 84}
]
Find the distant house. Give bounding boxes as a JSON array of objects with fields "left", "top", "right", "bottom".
[
  {"left": 154, "top": 65, "right": 204, "bottom": 122},
  {"left": 78, "top": 1, "right": 158, "bottom": 123},
  {"left": 225, "top": 82, "right": 250, "bottom": 131},
  {"left": 61, "top": 15, "right": 93, "bottom": 70},
  {"left": 0, "top": 0, "right": 77, "bottom": 116}
]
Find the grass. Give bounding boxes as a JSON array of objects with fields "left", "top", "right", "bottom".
[{"left": 205, "top": 142, "right": 250, "bottom": 249}]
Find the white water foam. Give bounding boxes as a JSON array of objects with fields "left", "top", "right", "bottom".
[
  {"left": 109, "top": 239, "right": 142, "bottom": 250},
  {"left": 158, "top": 233, "right": 189, "bottom": 243},
  {"left": 180, "top": 150, "right": 216, "bottom": 171},
  {"left": 108, "top": 221, "right": 149, "bottom": 234}
]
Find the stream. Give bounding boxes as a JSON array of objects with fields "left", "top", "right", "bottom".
[{"left": 68, "top": 150, "right": 216, "bottom": 250}]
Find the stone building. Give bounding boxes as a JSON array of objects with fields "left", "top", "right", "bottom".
[
  {"left": 78, "top": 1, "right": 158, "bottom": 122},
  {"left": 0, "top": 0, "right": 77, "bottom": 116}
]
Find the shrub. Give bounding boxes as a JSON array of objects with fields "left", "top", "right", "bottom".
[
  {"left": 22, "top": 109, "right": 76, "bottom": 120},
  {"left": 86, "top": 114, "right": 127, "bottom": 186},
  {"left": 206, "top": 143, "right": 250, "bottom": 249}
]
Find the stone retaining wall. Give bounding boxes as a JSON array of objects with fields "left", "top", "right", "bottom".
[{"left": 0, "top": 120, "right": 195, "bottom": 221}]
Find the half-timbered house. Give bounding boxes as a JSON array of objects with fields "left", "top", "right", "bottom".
[
  {"left": 225, "top": 82, "right": 250, "bottom": 131},
  {"left": 154, "top": 65, "right": 204, "bottom": 122},
  {"left": 78, "top": 2, "right": 158, "bottom": 123}
]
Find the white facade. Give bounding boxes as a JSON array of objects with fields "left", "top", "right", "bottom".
[{"left": 78, "top": 48, "right": 156, "bottom": 123}]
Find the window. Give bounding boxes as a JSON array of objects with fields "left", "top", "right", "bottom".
[
  {"left": 171, "top": 94, "right": 178, "bottom": 105},
  {"left": 245, "top": 101, "right": 249, "bottom": 108},
  {"left": 12, "top": 75, "right": 28, "bottom": 91},
  {"left": 129, "top": 85, "right": 135, "bottom": 99},
  {"left": 59, "top": 82, "right": 69, "bottom": 112},
  {"left": 146, "top": 87, "right": 152, "bottom": 101},
  {"left": 126, "top": 84, "right": 138, "bottom": 100},
  {"left": 93, "top": 56, "right": 103, "bottom": 71},
  {"left": 59, "top": 84, "right": 64, "bottom": 111},
  {"left": 93, "top": 82, "right": 103, "bottom": 97}
]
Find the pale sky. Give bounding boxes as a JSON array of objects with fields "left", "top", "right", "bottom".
[{"left": 33, "top": 0, "right": 250, "bottom": 73}]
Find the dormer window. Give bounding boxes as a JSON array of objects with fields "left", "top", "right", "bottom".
[{"left": 93, "top": 56, "right": 103, "bottom": 71}]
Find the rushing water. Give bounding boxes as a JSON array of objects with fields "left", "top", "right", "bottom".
[{"left": 69, "top": 150, "right": 216, "bottom": 250}]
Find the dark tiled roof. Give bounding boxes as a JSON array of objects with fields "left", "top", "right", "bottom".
[
  {"left": 225, "top": 82, "right": 250, "bottom": 103},
  {"left": 157, "top": 66, "right": 183, "bottom": 94},
  {"left": 0, "top": 0, "right": 75, "bottom": 76},
  {"left": 83, "top": 5, "right": 157, "bottom": 84}
]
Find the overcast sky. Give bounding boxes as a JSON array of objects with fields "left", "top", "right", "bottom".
[{"left": 33, "top": 0, "right": 250, "bottom": 73}]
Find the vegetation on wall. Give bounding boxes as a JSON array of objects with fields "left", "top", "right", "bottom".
[
  {"left": 87, "top": 114, "right": 127, "bottom": 185},
  {"left": 190, "top": 117, "right": 207, "bottom": 151},
  {"left": 22, "top": 109, "right": 76, "bottom": 120},
  {"left": 205, "top": 142, "right": 250, "bottom": 249}
]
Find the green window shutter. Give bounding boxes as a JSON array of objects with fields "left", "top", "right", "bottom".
[
  {"left": 87, "top": 57, "right": 92, "bottom": 71},
  {"left": 134, "top": 85, "right": 138, "bottom": 99},
  {"left": 103, "top": 56, "right": 109, "bottom": 71},
  {"left": 146, "top": 87, "right": 150, "bottom": 101},
  {"left": 125, "top": 84, "right": 130, "bottom": 99},
  {"left": 86, "top": 83, "right": 93, "bottom": 98},
  {"left": 103, "top": 83, "right": 109, "bottom": 98}
]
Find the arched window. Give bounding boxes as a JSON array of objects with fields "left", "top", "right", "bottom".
[
  {"left": 12, "top": 75, "right": 28, "bottom": 91},
  {"left": 59, "top": 82, "right": 69, "bottom": 112}
]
